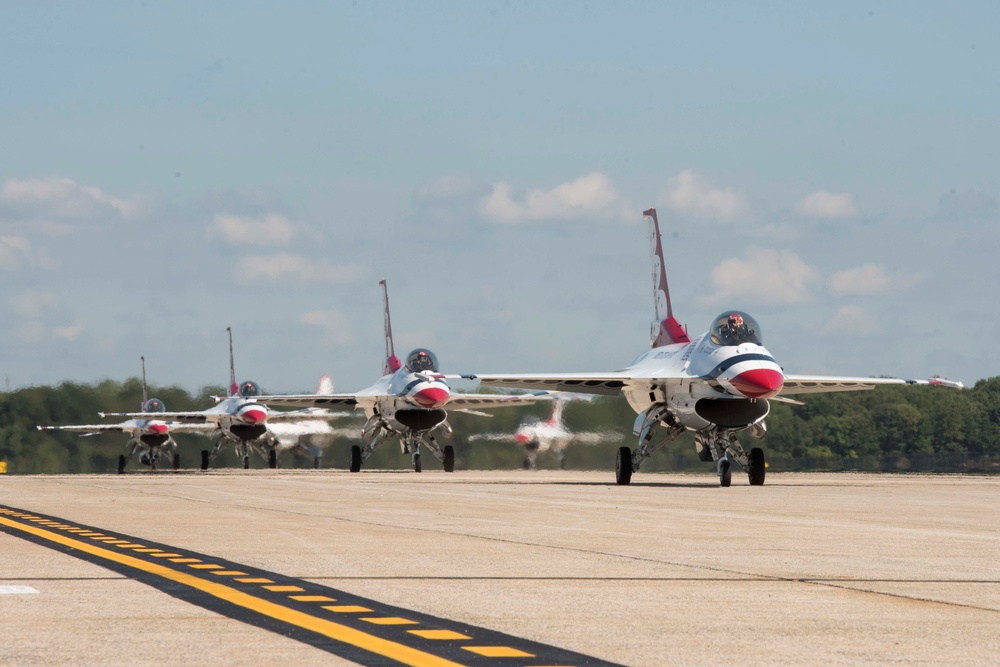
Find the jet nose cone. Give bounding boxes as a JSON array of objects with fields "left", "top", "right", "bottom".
[
  {"left": 515, "top": 432, "right": 530, "bottom": 444},
  {"left": 240, "top": 407, "right": 268, "bottom": 425},
  {"left": 730, "top": 368, "right": 784, "bottom": 399},
  {"left": 412, "top": 386, "right": 449, "bottom": 408},
  {"left": 148, "top": 422, "right": 169, "bottom": 435}
]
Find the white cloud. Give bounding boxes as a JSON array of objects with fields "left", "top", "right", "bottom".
[
  {"left": 0, "top": 236, "right": 32, "bottom": 270},
  {"left": 480, "top": 172, "right": 628, "bottom": 223},
  {"left": 233, "top": 253, "right": 366, "bottom": 285},
  {"left": 829, "top": 263, "right": 924, "bottom": 296},
  {"left": 299, "top": 309, "right": 354, "bottom": 346},
  {"left": 823, "top": 305, "right": 882, "bottom": 335},
  {"left": 52, "top": 322, "right": 83, "bottom": 340},
  {"left": 208, "top": 213, "right": 296, "bottom": 246},
  {"left": 10, "top": 291, "right": 57, "bottom": 318},
  {"left": 700, "top": 247, "right": 819, "bottom": 305},
  {"left": 794, "top": 190, "right": 857, "bottom": 219},
  {"left": 0, "top": 176, "right": 141, "bottom": 231},
  {"left": 661, "top": 170, "right": 749, "bottom": 222}
]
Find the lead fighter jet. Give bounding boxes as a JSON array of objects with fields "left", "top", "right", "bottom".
[
  {"left": 256, "top": 280, "right": 543, "bottom": 473},
  {"left": 475, "top": 208, "right": 959, "bottom": 487}
]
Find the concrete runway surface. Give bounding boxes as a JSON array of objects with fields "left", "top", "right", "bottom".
[{"left": 1, "top": 470, "right": 998, "bottom": 666}]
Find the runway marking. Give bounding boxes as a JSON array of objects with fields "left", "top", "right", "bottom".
[
  {"left": 0, "top": 504, "right": 616, "bottom": 667},
  {"left": 0, "top": 585, "right": 39, "bottom": 595}
]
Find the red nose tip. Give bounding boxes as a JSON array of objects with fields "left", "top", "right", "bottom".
[
  {"left": 148, "top": 423, "right": 169, "bottom": 435},
  {"left": 730, "top": 368, "right": 784, "bottom": 398},
  {"left": 413, "top": 387, "right": 449, "bottom": 408},
  {"left": 515, "top": 432, "right": 530, "bottom": 444},
  {"left": 241, "top": 408, "right": 267, "bottom": 424}
]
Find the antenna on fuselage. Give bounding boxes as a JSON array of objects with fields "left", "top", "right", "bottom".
[
  {"left": 645, "top": 208, "right": 691, "bottom": 348},
  {"left": 227, "top": 326, "right": 238, "bottom": 396},
  {"left": 140, "top": 356, "right": 148, "bottom": 409},
  {"left": 380, "top": 279, "right": 402, "bottom": 375}
]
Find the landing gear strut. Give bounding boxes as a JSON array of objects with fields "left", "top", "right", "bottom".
[
  {"left": 698, "top": 428, "right": 767, "bottom": 487},
  {"left": 616, "top": 404, "right": 685, "bottom": 485}
]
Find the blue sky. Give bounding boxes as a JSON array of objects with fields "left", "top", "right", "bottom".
[{"left": 2, "top": 1, "right": 998, "bottom": 393}]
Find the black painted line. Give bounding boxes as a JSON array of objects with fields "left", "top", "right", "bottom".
[{"left": 0, "top": 505, "right": 619, "bottom": 667}]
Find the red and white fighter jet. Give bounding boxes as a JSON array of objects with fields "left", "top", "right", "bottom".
[
  {"left": 101, "top": 329, "right": 331, "bottom": 470},
  {"left": 469, "top": 395, "right": 611, "bottom": 470},
  {"left": 37, "top": 357, "right": 207, "bottom": 473},
  {"left": 256, "top": 280, "right": 543, "bottom": 472},
  {"left": 476, "top": 208, "right": 955, "bottom": 487}
]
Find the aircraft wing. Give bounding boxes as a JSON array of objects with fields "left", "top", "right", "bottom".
[
  {"left": 475, "top": 373, "right": 630, "bottom": 396},
  {"left": 38, "top": 424, "right": 128, "bottom": 435},
  {"left": 446, "top": 393, "right": 546, "bottom": 409},
  {"left": 265, "top": 409, "right": 350, "bottom": 423},
  {"left": 779, "top": 375, "right": 908, "bottom": 396},
  {"left": 98, "top": 411, "right": 216, "bottom": 424},
  {"left": 256, "top": 394, "right": 366, "bottom": 409}
]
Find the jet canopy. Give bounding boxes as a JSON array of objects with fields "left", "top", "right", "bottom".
[
  {"left": 710, "top": 311, "right": 762, "bottom": 346},
  {"left": 405, "top": 348, "right": 439, "bottom": 373},
  {"left": 238, "top": 380, "right": 262, "bottom": 398},
  {"left": 142, "top": 398, "right": 166, "bottom": 413}
]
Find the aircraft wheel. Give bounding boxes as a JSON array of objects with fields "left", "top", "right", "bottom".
[
  {"left": 615, "top": 446, "right": 632, "bottom": 485},
  {"left": 117, "top": 455, "right": 126, "bottom": 475},
  {"left": 748, "top": 447, "right": 766, "bottom": 486},
  {"left": 349, "top": 445, "right": 362, "bottom": 472},
  {"left": 719, "top": 459, "right": 732, "bottom": 487},
  {"left": 173, "top": 454, "right": 180, "bottom": 470},
  {"left": 201, "top": 450, "right": 209, "bottom": 471},
  {"left": 443, "top": 445, "right": 455, "bottom": 473},
  {"left": 412, "top": 453, "right": 422, "bottom": 473},
  {"left": 268, "top": 449, "right": 277, "bottom": 469},
  {"left": 314, "top": 456, "right": 321, "bottom": 469},
  {"left": 522, "top": 458, "right": 531, "bottom": 470},
  {"left": 243, "top": 455, "right": 250, "bottom": 470}
]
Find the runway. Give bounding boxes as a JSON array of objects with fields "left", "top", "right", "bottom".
[{"left": 1, "top": 470, "right": 998, "bottom": 666}]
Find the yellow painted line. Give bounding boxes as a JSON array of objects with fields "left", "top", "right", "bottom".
[
  {"left": 169, "top": 558, "right": 201, "bottom": 563},
  {"left": 323, "top": 605, "right": 373, "bottom": 613},
  {"left": 66, "top": 528, "right": 90, "bottom": 533},
  {"left": 0, "top": 515, "right": 467, "bottom": 667},
  {"left": 78, "top": 532, "right": 104, "bottom": 537},
  {"left": 463, "top": 646, "right": 535, "bottom": 658},
  {"left": 289, "top": 595, "right": 336, "bottom": 602},
  {"left": 103, "top": 539, "right": 131, "bottom": 544},
  {"left": 409, "top": 630, "right": 471, "bottom": 641},
  {"left": 363, "top": 617, "right": 419, "bottom": 626},
  {"left": 211, "top": 571, "right": 248, "bottom": 576},
  {"left": 189, "top": 564, "right": 224, "bottom": 570},
  {"left": 117, "top": 543, "right": 146, "bottom": 549},
  {"left": 235, "top": 578, "right": 273, "bottom": 584},
  {"left": 93, "top": 537, "right": 121, "bottom": 542},
  {"left": 132, "top": 548, "right": 162, "bottom": 553},
  {"left": 263, "top": 585, "right": 304, "bottom": 592},
  {"left": 150, "top": 553, "right": 183, "bottom": 558}
]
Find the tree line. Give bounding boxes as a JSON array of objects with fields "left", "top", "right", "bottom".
[{"left": 2, "top": 376, "right": 998, "bottom": 474}]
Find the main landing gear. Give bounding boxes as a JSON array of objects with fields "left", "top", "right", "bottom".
[
  {"left": 616, "top": 404, "right": 767, "bottom": 487},
  {"left": 350, "top": 417, "right": 456, "bottom": 473},
  {"left": 616, "top": 404, "right": 685, "bottom": 485}
]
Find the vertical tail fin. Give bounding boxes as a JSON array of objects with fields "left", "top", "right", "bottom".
[
  {"left": 315, "top": 374, "right": 334, "bottom": 395},
  {"left": 550, "top": 396, "right": 566, "bottom": 426},
  {"left": 645, "top": 208, "right": 690, "bottom": 347},
  {"left": 140, "top": 356, "right": 148, "bottom": 409},
  {"left": 380, "top": 279, "right": 402, "bottom": 375},
  {"left": 227, "top": 327, "right": 238, "bottom": 397}
]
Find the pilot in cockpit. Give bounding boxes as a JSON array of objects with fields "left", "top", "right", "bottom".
[
  {"left": 406, "top": 349, "right": 438, "bottom": 373},
  {"left": 239, "top": 381, "right": 261, "bottom": 398}
]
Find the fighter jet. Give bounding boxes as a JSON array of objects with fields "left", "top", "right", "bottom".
[
  {"left": 469, "top": 395, "right": 611, "bottom": 470},
  {"left": 475, "top": 208, "right": 962, "bottom": 487},
  {"left": 100, "top": 329, "right": 331, "bottom": 470},
  {"left": 37, "top": 357, "right": 204, "bottom": 473},
  {"left": 255, "top": 280, "right": 543, "bottom": 473},
  {"left": 259, "top": 375, "right": 358, "bottom": 468}
]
